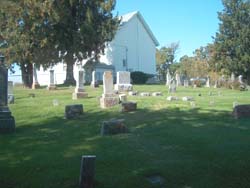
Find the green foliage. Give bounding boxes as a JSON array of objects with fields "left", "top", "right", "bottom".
[
  {"left": 131, "top": 71, "right": 150, "bottom": 84},
  {"left": 213, "top": 0, "right": 250, "bottom": 83}
]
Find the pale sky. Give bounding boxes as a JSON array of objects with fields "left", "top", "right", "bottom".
[{"left": 115, "top": 0, "right": 224, "bottom": 60}]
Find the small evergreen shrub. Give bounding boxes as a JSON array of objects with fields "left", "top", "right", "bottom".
[{"left": 131, "top": 71, "right": 150, "bottom": 84}]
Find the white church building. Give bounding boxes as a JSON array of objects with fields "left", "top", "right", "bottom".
[{"left": 34, "top": 11, "right": 159, "bottom": 85}]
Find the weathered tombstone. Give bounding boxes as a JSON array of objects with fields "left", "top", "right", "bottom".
[
  {"left": 168, "top": 78, "right": 176, "bottom": 93},
  {"left": 121, "top": 101, "right": 137, "bottom": 112},
  {"left": 152, "top": 92, "right": 162, "bottom": 96},
  {"left": 47, "top": 70, "right": 56, "bottom": 90},
  {"left": 128, "top": 91, "right": 138, "bottom": 96},
  {"left": 182, "top": 96, "right": 194, "bottom": 101},
  {"left": 184, "top": 80, "right": 189, "bottom": 87},
  {"left": 231, "top": 72, "right": 235, "bottom": 82},
  {"left": 0, "top": 55, "right": 15, "bottom": 133},
  {"left": 32, "top": 63, "right": 40, "bottom": 89},
  {"left": 238, "top": 75, "right": 243, "bottom": 84},
  {"left": 8, "top": 81, "right": 14, "bottom": 104},
  {"left": 65, "top": 104, "right": 83, "bottom": 119},
  {"left": 73, "top": 69, "right": 88, "bottom": 99},
  {"left": 114, "top": 71, "right": 133, "bottom": 92},
  {"left": 214, "top": 80, "right": 218, "bottom": 88},
  {"left": 100, "top": 71, "right": 119, "bottom": 108},
  {"left": 205, "top": 76, "right": 210, "bottom": 87},
  {"left": 79, "top": 155, "right": 96, "bottom": 188},
  {"left": 101, "top": 119, "right": 128, "bottom": 135},
  {"left": 167, "top": 96, "right": 178, "bottom": 101},
  {"left": 90, "top": 71, "right": 99, "bottom": 88},
  {"left": 175, "top": 73, "right": 181, "bottom": 86},
  {"left": 119, "top": 94, "right": 127, "bottom": 103},
  {"left": 232, "top": 104, "right": 250, "bottom": 119},
  {"left": 165, "top": 69, "right": 171, "bottom": 86},
  {"left": 140, "top": 92, "right": 151, "bottom": 96}
]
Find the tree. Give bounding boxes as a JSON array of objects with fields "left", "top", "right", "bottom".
[
  {"left": 213, "top": 0, "right": 250, "bottom": 83},
  {"left": 1, "top": 0, "right": 119, "bottom": 86},
  {"left": 156, "top": 42, "right": 179, "bottom": 80}
]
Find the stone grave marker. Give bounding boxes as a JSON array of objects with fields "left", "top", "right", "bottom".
[
  {"left": 8, "top": 81, "right": 14, "bottom": 104},
  {"left": 121, "top": 101, "right": 137, "bottom": 112},
  {"left": 79, "top": 155, "right": 96, "bottom": 188},
  {"left": 101, "top": 119, "right": 128, "bottom": 135},
  {"left": 238, "top": 75, "right": 243, "bottom": 84},
  {"left": 206, "top": 76, "right": 210, "bottom": 87},
  {"left": 176, "top": 73, "right": 181, "bottom": 86},
  {"left": 91, "top": 70, "right": 99, "bottom": 88},
  {"left": 100, "top": 71, "right": 119, "bottom": 108},
  {"left": 0, "top": 58, "right": 15, "bottom": 133},
  {"left": 166, "top": 69, "right": 171, "bottom": 86},
  {"left": 65, "top": 104, "right": 83, "bottom": 119},
  {"left": 47, "top": 70, "right": 56, "bottom": 90},
  {"left": 73, "top": 69, "right": 88, "bottom": 99},
  {"left": 152, "top": 92, "right": 162, "bottom": 96},
  {"left": 232, "top": 104, "right": 250, "bottom": 119},
  {"left": 114, "top": 71, "right": 133, "bottom": 92},
  {"left": 168, "top": 78, "right": 176, "bottom": 93},
  {"left": 184, "top": 80, "right": 189, "bottom": 87}
]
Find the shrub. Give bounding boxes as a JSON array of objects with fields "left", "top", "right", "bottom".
[
  {"left": 193, "top": 80, "right": 202, "bottom": 87},
  {"left": 131, "top": 71, "right": 150, "bottom": 84}
]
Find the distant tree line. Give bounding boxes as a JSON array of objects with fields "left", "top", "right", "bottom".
[{"left": 156, "top": 0, "right": 250, "bottom": 85}]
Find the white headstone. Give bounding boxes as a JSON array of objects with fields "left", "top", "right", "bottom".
[
  {"left": 91, "top": 70, "right": 96, "bottom": 86},
  {"left": 175, "top": 73, "right": 181, "bottom": 86},
  {"left": 184, "top": 80, "right": 189, "bottom": 87},
  {"left": 115, "top": 71, "right": 133, "bottom": 91},
  {"left": 49, "top": 70, "right": 55, "bottom": 86},
  {"left": 231, "top": 72, "right": 235, "bottom": 82},
  {"left": 75, "top": 69, "right": 85, "bottom": 93},
  {"left": 8, "top": 81, "right": 13, "bottom": 95},
  {"left": 168, "top": 79, "right": 176, "bottom": 93},
  {"left": 238, "top": 75, "right": 243, "bottom": 83},
  {"left": 206, "top": 77, "right": 210, "bottom": 87},
  {"left": 166, "top": 69, "right": 171, "bottom": 86},
  {"left": 103, "top": 71, "right": 114, "bottom": 95}
]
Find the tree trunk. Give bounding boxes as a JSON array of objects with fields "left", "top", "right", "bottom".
[
  {"left": 21, "top": 63, "right": 33, "bottom": 88},
  {"left": 64, "top": 57, "right": 76, "bottom": 85}
]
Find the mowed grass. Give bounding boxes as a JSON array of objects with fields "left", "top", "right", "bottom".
[{"left": 1, "top": 84, "right": 250, "bottom": 188}]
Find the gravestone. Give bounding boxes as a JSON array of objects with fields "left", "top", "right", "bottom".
[
  {"left": 101, "top": 119, "right": 128, "bottom": 135},
  {"left": 152, "top": 92, "right": 162, "bottom": 96},
  {"left": 176, "top": 73, "right": 181, "bottom": 86},
  {"left": 167, "top": 96, "right": 178, "bottom": 101},
  {"left": 238, "top": 75, "right": 243, "bottom": 84},
  {"left": 182, "top": 96, "right": 194, "bottom": 101},
  {"left": 114, "top": 71, "right": 133, "bottom": 92},
  {"left": 73, "top": 69, "right": 88, "bottom": 99},
  {"left": 91, "top": 70, "right": 99, "bottom": 88},
  {"left": 0, "top": 57, "right": 15, "bottom": 133},
  {"left": 168, "top": 78, "right": 176, "bottom": 93},
  {"left": 119, "top": 94, "right": 127, "bottom": 103},
  {"left": 121, "top": 101, "right": 137, "bottom": 112},
  {"left": 231, "top": 72, "right": 235, "bottom": 82},
  {"left": 47, "top": 70, "right": 56, "bottom": 90},
  {"left": 8, "top": 81, "right": 14, "bottom": 104},
  {"left": 232, "top": 104, "right": 250, "bottom": 119},
  {"left": 32, "top": 63, "right": 40, "bottom": 89},
  {"left": 205, "top": 76, "right": 210, "bottom": 87},
  {"left": 79, "top": 155, "right": 96, "bottom": 188},
  {"left": 184, "top": 80, "right": 189, "bottom": 87},
  {"left": 165, "top": 69, "right": 171, "bottom": 86},
  {"left": 100, "top": 71, "right": 119, "bottom": 108},
  {"left": 140, "top": 92, "right": 151, "bottom": 96},
  {"left": 65, "top": 104, "right": 83, "bottom": 119},
  {"left": 128, "top": 91, "right": 138, "bottom": 96}
]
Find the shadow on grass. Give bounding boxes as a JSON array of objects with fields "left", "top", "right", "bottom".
[{"left": 1, "top": 107, "right": 250, "bottom": 188}]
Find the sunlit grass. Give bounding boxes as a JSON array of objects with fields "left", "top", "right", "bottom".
[{"left": 1, "top": 85, "right": 250, "bottom": 188}]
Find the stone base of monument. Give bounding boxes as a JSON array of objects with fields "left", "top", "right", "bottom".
[
  {"left": 0, "top": 107, "right": 15, "bottom": 133},
  {"left": 32, "top": 82, "right": 40, "bottom": 89},
  {"left": 114, "top": 84, "right": 133, "bottom": 92},
  {"left": 72, "top": 92, "right": 88, "bottom": 100},
  {"left": 8, "top": 94, "right": 14, "bottom": 104},
  {"left": 100, "top": 94, "right": 119, "bottom": 108},
  {"left": 101, "top": 119, "right": 128, "bottom": 136},
  {"left": 232, "top": 104, "right": 250, "bottom": 119},
  {"left": 121, "top": 101, "right": 137, "bottom": 112},
  {"left": 47, "top": 85, "right": 56, "bottom": 90},
  {"left": 65, "top": 104, "right": 83, "bottom": 119}
]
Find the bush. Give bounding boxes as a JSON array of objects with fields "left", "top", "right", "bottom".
[
  {"left": 131, "top": 71, "right": 150, "bottom": 84},
  {"left": 193, "top": 80, "right": 202, "bottom": 87}
]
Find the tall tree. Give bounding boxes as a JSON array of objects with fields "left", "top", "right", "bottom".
[
  {"left": 1, "top": 0, "right": 119, "bottom": 86},
  {"left": 156, "top": 42, "right": 179, "bottom": 80},
  {"left": 213, "top": 0, "right": 250, "bottom": 83}
]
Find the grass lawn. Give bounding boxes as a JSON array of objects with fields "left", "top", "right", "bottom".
[{"left": 1, "top": 84, "right": 250, "bottom": 188}]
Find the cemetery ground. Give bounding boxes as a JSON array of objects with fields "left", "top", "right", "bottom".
[{"left": 1, "top": 85, "right": 250, "bottom": 188}]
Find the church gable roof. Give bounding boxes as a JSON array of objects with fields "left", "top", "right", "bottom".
[{"left": 120, "top": 11, "right": 159, "bottom": 46}]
